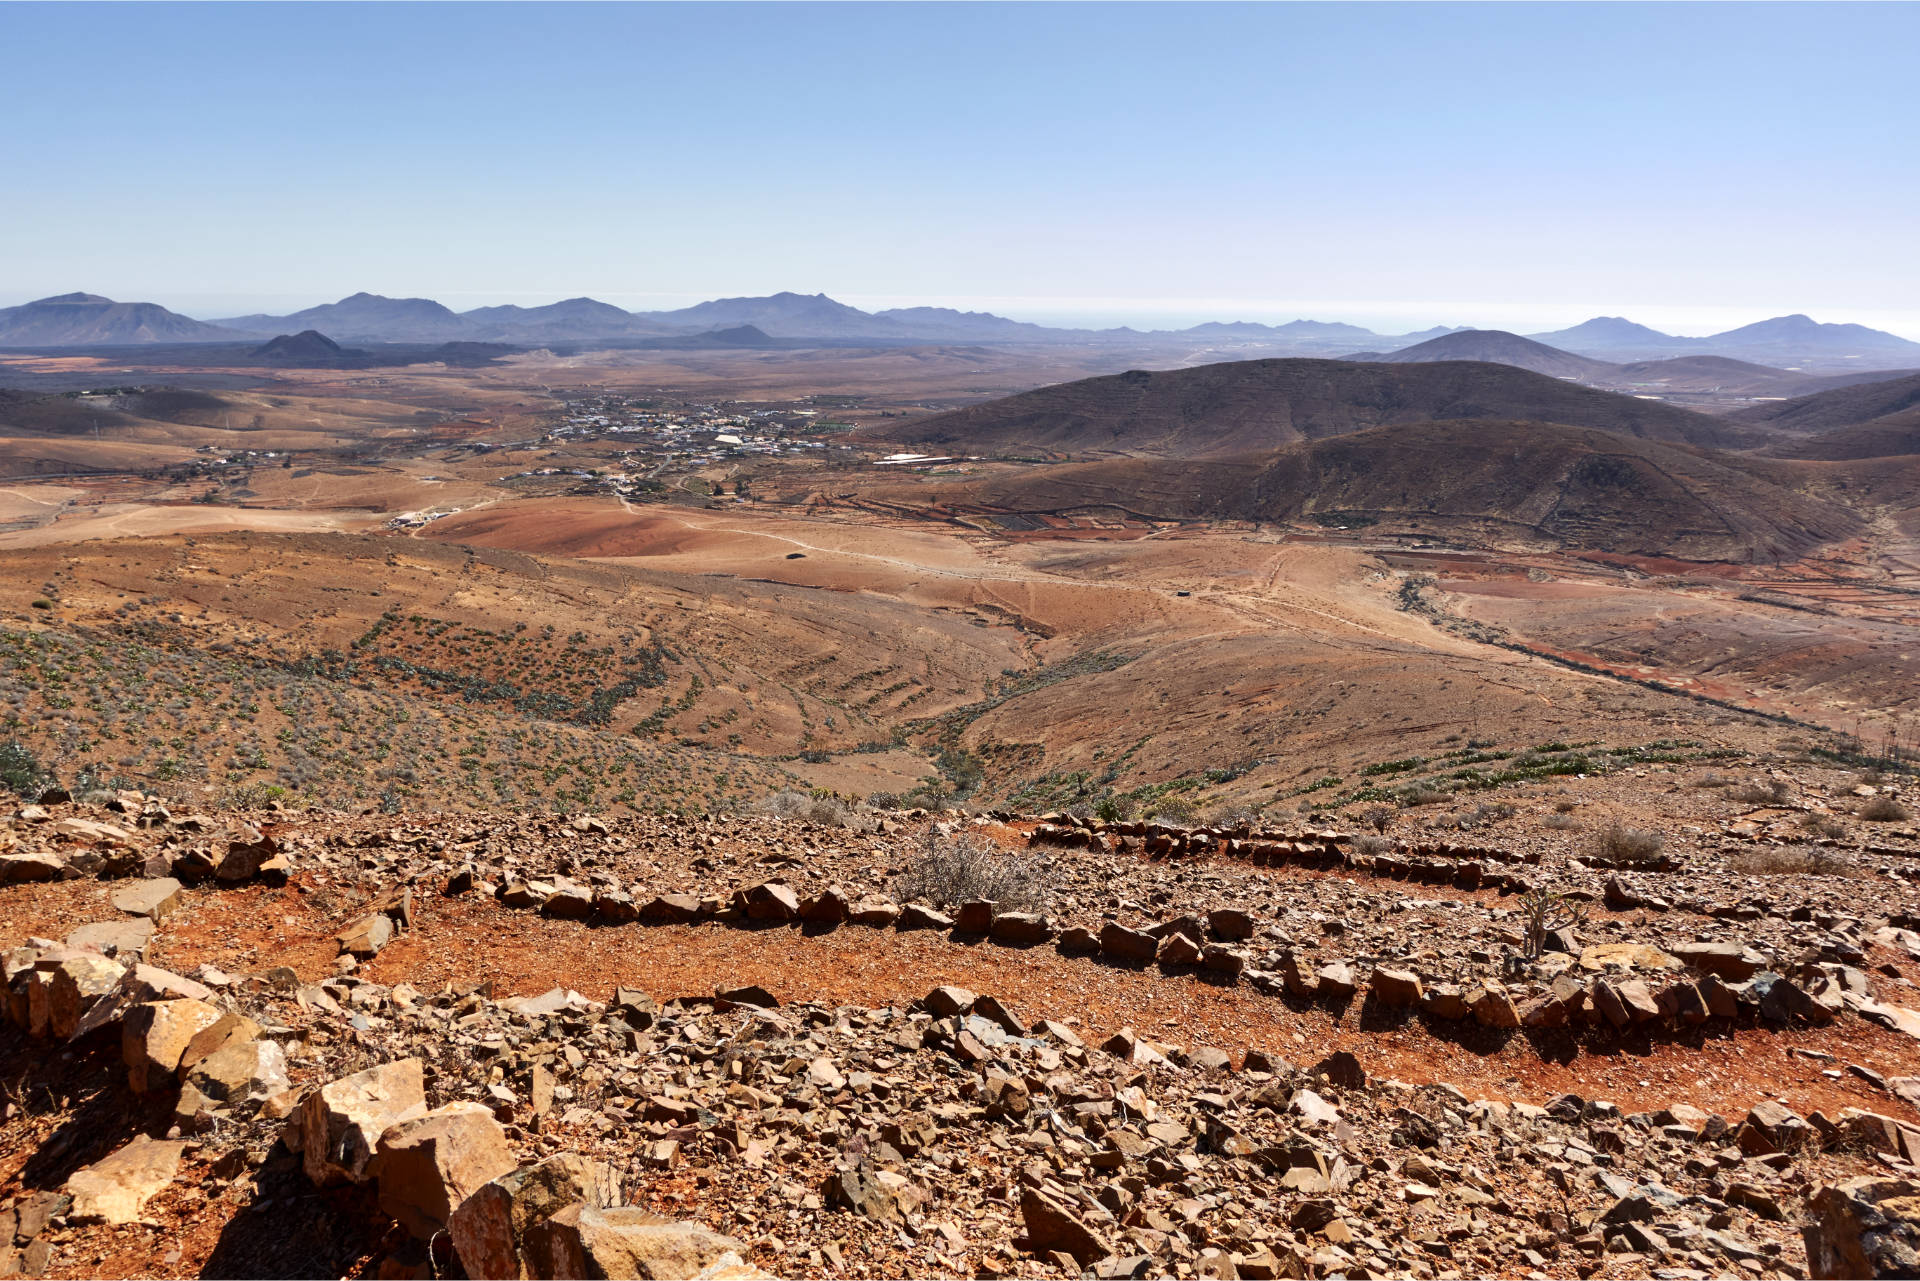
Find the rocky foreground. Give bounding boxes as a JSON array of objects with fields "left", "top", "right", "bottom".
[{"left": 5, "top": 783, "right": 1920, "bottom": 1277}]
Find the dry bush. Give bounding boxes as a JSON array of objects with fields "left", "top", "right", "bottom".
[
  {"left": 1591, "top": 825, "right": 1665, "bottom": 865},
  {"left": 1400, "top": 786, "right": 1450, "bottom": 808},
  {"left": 1544, "top": 812, "right": 1579, "bottom": 831},
  {"left": 1553, "top": 798, "right": 1578, "bottom": 814},
  {"left": 1731, "top": 779, "right": 1791, "bottom": 805},
  {"left": 1730, "top": 844, "right": 1858, "bottom": 877},
  {"left": 751, "top": 789, "right": 864, "bottom": 829},
  {"left": 1860, "top": 795, "right": 1912, "bottom": 823},
  {"left": 1205, "top": 802, "right": 1261, "bottom": 830},
  {"left": 1694, "top": 771, "right": 1733, "bottom": 789},
  {"left": 1438, "top": 801, "right": 1515, "bottom": 831},
  {"left": 1358, "top": 805, "right": 1396, "bottom": 833},
  {"left": 1144, "top": 796, "right": 1201, "bottom": 825},
  {"left": 1798, "top": 811, "right": 1848, "bottom": 840},
  {"left": 1351, "top": 833, "right": 1394, "bottom": 857},
  {"left": 894, "top": 831, "right": 1057, "bottom": 914},
  {"left": 1857, "top": 769, "right": 1886, "bottom": 787}
]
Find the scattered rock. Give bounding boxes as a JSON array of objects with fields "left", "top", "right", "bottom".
[
  {"left": 64, "top": 1136, "right": 186, "bottom": 1225},
  {"left": 299, "top": 1058, "right": 429, "bottom": 1185},
  {"left": 374, "top": 1102, "right": 520, "bottom": 1239},
  {"left": 449, "top": 1154, "right": 621, "bottom": 1281}
]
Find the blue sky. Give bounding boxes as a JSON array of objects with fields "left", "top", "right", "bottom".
[{"left": 4, "top": 2, "right": 1916, "bottom": 335}]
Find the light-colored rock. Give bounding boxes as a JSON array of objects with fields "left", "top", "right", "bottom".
[
  {"left": 1468, "top": 982, "right": 1520, "bottom": 1029},
  {"left": 65, "top": 918, "right": 153, "bottom": 958},
  {"left": 111, "top": 878, "right": 184, "bottom": 922},
  {"left": 177, "top": 1012, "right": 261, "bottom": 1078},
  {"left": 64, "top": 1136, "right": 186, "bottom": 1224},
  {"left": 50, "top": 817, "right": 132, "bottom": 845},
  {"left": 47, "top": 953, "right": 126, "bottom": 1040},
  {"left": 121, "top": 963, "right": 216, "bottom": 1004},
  {"left": 299, "top": 1058, "right": 428, "bottom": 1185},
  {"left": 122, "top": 998, "right": 224, "bottom": 1094},
  {"left": 924, "top": 985, "right": 977, "bottom": 1018},
  {"left": 449, "top": 1154, "right": 621, "bottom": 1281},
  {"left": 532, "top": 1203, "right": 749, "bottom": 1280},
  {"left": 373, "top": 1102, "right": 519, "bottom": 1239},
  {"left": 1578, "top": 942, "right": 1681, "bottom": 972},
  {"left": 183, "top": 1036, "right": 290, "bottom": 1115},
  {"left": 336, "top": 913, "right": 393, "bottom": 958},
  {"left": 1805, "top": 1176, "right": 1920, "bottom": 1278}
]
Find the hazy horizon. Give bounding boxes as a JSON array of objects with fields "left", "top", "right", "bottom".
[
  {"left": 5, "top": 2, "right": 1917, "bottom": 339},
  {"left": 6, "top": 288, "right": 1919, "bottom": 343}
]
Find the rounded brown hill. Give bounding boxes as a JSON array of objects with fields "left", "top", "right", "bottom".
[
  {"left": 1769, "top": 413, "right": 1920, "bottom": 460},
  {"left": 927, "top": 419, "right": 1863, "bottom": 561},
  {"left": 1734, "top": 370, "right": 1920, "bottom": 433},
  {"left": 873, "top": 356, "right": 1757, "bottom": 458}
]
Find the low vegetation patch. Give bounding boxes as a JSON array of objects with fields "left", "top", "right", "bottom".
[
  {"left": 893, "top": 831, "right": 1056, "bottom": 914},
  {"left": 1731, "top": 778, "right": 1792, "bottom": 805},
  {"left": 749, "top": 789, "right": 867, "bottom": 829},
  {"left": 1730, "top": 844, "right": 1859, "bottom": 877},
  {"left": 1860, "top": 795, "right": 1912, "bottom": 823},
  {"left": 0, "top": 739, "right": 50, "bottom": 797},
  {"left": 1798, "top": 811, "right": 1849, "bottom": 839},
  {"left": 1591, "top": 824, "right": 1665, "bottom": 865}
]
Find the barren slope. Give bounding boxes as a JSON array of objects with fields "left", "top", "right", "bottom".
[
  {"left": 910, "top": 420, "right": 1861, "bottom": 562},
  {"left": 874, "top": 358, "right": 1758, "bottom": 458}
]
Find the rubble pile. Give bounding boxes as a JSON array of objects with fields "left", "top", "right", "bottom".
[{"left": 3, "top": 783, "right": 1920, "bottom": 1276}]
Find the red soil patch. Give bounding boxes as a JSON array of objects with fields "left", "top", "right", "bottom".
[{"left": 148, "top": 881, "right": 1920, "bottom": 1127}]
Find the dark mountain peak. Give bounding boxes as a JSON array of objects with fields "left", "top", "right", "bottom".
[
  {"left": 251, "top": 330, "right": 347, "bottom": 360},
  {"left": 36, "top": 292, "right": 115, "bottom": 305},
  {"left": 703, "top": 324, "right": 776, "bottom": 345},
  {"left": 1371, "top": 329, "right": 1612, "bottom": 379}
]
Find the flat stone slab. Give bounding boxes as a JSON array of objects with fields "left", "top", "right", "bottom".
[
  {"left": 111, "top": 878, "right": 183, "bottom": 922},
  {"left": 66, "top": 918, "right": 155, "bottom": 957},
  {"left": 1578, "top": 943, "right": 1680, "bottom": 972},
  {"left": 65, "top": 1136, "right": 186, "bottom": 1224}
]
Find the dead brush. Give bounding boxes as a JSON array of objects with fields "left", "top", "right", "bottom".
[
  {"left": 1730, "top": 844, "right": 1860, "bottom": 877},
  {"left": 1399, "top": 786, "right": 1450, "bottom": 808},
  {"left": 1798, "top": 811, "right": 1848, "bottom": 840},
  {"left": 893, "top": 831, "right": 1057, "bottom": 914},
  {"left": 1358, "top": 805, "right": 1396, "bottom": 834},
  {"left": 1439, "top": 801, "right": 1515, "bottom": 831},
  {"left": 1351, "top": 833, "right": 1394, "bottom": 857},
  {"left": 1590, "top": 824, "right": 1665, "bottom": 865},
  {"left": 1205, "top": 802, "right": 1262, "bottom": 831},
  {"left": 1544, "top": 812, "right": 1579, "bottom": 831},
  {"left": 1860, "top": 795, "right": 1912, "bottom": 823},
  {"left": 751, "top": 789, "right": 867, "bottom": 830},
  {"left": 1730, "top": 778, "right": 1791, "bottom": 805}
]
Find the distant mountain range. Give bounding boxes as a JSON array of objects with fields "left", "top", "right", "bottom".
[
  {"left": 2, "top": 290, "right": 1917, "bottom": 368},
  {"left": 1523, "top": 312, "right": 1920, "bottom": 362},
  {"left": 0, "top": 293, "right": 239, "bottom": 346}
]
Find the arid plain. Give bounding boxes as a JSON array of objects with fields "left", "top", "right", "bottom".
[{"left": 6, "top": 335, "right": 1920, "bottom": 1279}]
